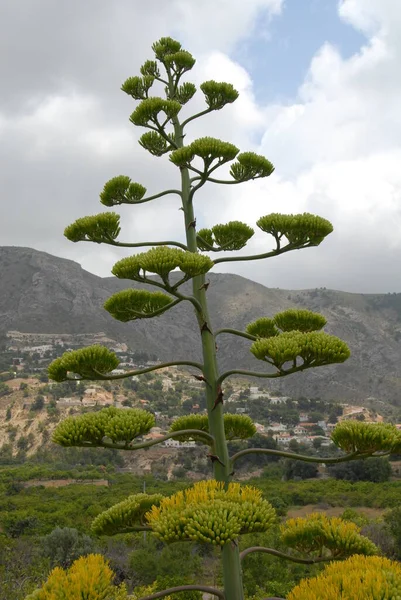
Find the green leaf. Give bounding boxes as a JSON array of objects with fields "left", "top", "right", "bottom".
[
  {"left": 257, "top": 213, "right": 333, "bottom": 246},
  {"left": 230, "top": 152, "right": 274, "bottom": 181},
  {"left": 100, "top": 176, "right": 146, "bottom": 206},
  {"left": 64, "top": 212, "right": 120, "bottom": 244},
  {"left": 104, "top": 289, "right": 175, "bottom": 321},
  {"left": 200, "top": 80, "right": 239, "bottom": 110},
  {"left": 48, "top": 346, "right": 120, "bottom": 382}
]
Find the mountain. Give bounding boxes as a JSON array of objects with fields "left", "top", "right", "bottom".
[{"left": 1, "top": 246, "right": 401, "bottom": 404}]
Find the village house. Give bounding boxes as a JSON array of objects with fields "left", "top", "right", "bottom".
[
  {"left": 267, "top": 423, "right": 287, "bottom": 432},
  {"left": 269, "top": 396, "right": 291, "bottom": 404}
]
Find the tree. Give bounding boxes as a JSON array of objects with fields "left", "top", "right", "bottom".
[
  {"left": 25, "top": 554, "right": 128, "bottom": 599},
  {"left": 31, "top": 395, "right": 45, "bottom": 411},
  {"left": 284, "top": 460, "right": 319, "bottom": 480},
  {"left": 328, "top": 457, "right": 392, "bottom": 483},
  {"left": 41, "top": 527, "right": 95, "bottom": 568},
  {"left": 47, "top": 37, "right": 401, "bottom": 600}
]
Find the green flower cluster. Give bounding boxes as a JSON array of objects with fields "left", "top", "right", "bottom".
[
  {"left": 288, "top": 555, "right": 401, "bottom": 600},
  {"left": 150, "top": 36, "right": 196, "bottom": 73},
  {"left": 331, "top": 421, "right": 401, "bottom": 455},
  {"left": 170, "top": 137, "right": 239, "bottom": 168},
  {"left": 230, "top": 152, "right": 275, "bottom": 181},
  {"left": 250, "top": 331, "right": 350, "bottom": 369},
  {"left": 163, "top": 50, "right": 196, "bottom": 72},
  {"left": 246, "top": 317, "right": 279, "bottom": 339},
  {"left": 146, "top": 481, "right": 275, "bottom": 546},
  {"left": 197, "top": 221, "right": 254, "bottom": 251},
  {"left": 48, "top": 346, "right": 119, "bottom": 382},
  {"left": 112, "top": 246, "right": 213, "bottom": 282},
  {"left": 64, "top": 212, "right": 121, "bottom": 244},
  {"left": 104, "top": 289, "right": 174, "bottom": 321},
  {"left": 100, "top": 175, "right": 147, "bottom": 206},
  {"left": 169, "top": 414, "right": 256, "bottom": 444},
  {"left": 200, "top": 80, "right": 239, "bottom": 110},
  {"left": 140, "top": 60, "right": 160, "bottom": 78},
  {"left": 281, "top": 513, "right": 378, "bottom": 559},
  {"left": 171, "top": 81, "right": 197, "bottom": 105},
  {"left": 52, "top": 407, "right": 155, "bottom": 447},
  {"left": 130, "top": 97, "right": 182, "bottom": 127},
  {"left": 121, "top": 75, "right": 155, "bottom": 100},
  {"left": 139, "top": 131, "right": 175, "bottom": 156},
  {"left": 257, "top": 212, "right": 333, "bottom": 246},
  {"left": 152, "top": 37, "right": 183, "bottom": 61},
  {"left": 274, "top": 309, "right": 327, "bottom": 332},
  {"left": 92, "top": 493, "right": 163, "bottom": 536},
  {"left": 247, "top": 309, "right": 327, "bottom": 339}
]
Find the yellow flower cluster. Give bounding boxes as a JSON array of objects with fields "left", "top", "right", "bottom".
[
  {"left": 48, "top": 345, "right": 119, "bottom": 382},
  {"left": 169, "top": 413, "right": 256, "bottom": 444},
  {"left": 288, "top": 555, "right": 401, "bottom": 600},
  {"left": 52, "top": 407, "right": 155, "bottom": 447},
  {"left": 92, "top": 493, "right": 163, "bottom": 536},
  {"left": 25, "top": 554, "right": 128, "bottom": 600},
  {"left": 146, "top": 481, "right": 275, "bottom": 546},
  {"left": 331, "top": 420, "right": 401, "bottom": 455},
  {"left": 281, "top": 513, "right": 378, "bottom": 558}
]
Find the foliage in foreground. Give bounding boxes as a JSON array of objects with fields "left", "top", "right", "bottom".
[
  {"left": 288, "top": 555, "right": 401, "bottom": 600},
  {"left": 25, "top": 554, "right": 127, "bottom": 600}
]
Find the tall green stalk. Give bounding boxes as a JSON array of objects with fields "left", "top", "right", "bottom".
[{"left": 47, "top": 37, "right": 401, "bottom": 600}]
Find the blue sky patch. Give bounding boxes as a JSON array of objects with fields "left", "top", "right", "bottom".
[{"left": 234, "top": 0, "right": 367, "bottom": 103}]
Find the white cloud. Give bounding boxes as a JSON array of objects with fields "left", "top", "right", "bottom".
[{"left": 1, "top": 0, "right": 401, "bottom": 293}]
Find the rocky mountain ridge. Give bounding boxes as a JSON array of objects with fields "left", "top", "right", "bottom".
[{"left": 1, "top": 246, "right": 401, "bottom": 403}]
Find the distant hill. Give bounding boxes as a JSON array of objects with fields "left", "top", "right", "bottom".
[{"left": 1, "top": 246, "right": 401, "bottom": 403}]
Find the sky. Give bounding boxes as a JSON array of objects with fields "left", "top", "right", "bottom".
[{"left": 1, "top": 0, "right": 401, "bottom": 293}]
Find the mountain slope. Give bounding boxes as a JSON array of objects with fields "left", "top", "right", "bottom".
[{"left": 1, "top": 246, "right": 401, "bottom": 403}]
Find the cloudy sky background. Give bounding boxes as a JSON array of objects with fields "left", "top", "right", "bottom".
[{"left": 1, "top": 0, "right": 400, "bottom": 293}]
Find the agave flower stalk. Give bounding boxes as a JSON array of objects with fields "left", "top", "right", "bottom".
[{"left": 48, "top": 37, "right": 401, "bottom": 600}]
